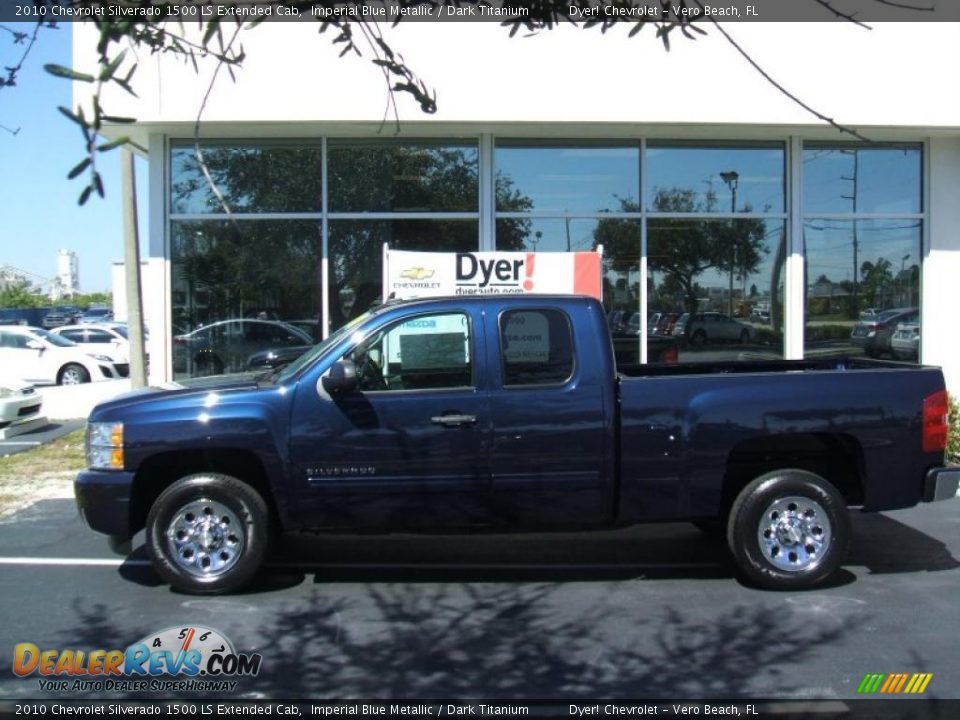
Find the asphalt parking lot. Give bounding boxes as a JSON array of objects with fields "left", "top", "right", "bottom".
[{"left": 0, "top": 498, "right": 958, "bottom": 703}]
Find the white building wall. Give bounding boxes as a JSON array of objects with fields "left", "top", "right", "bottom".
[
  {"left": 924, "top": 138, "right": 960, "bottom": 392},
  {"left": 111, "top": 258, "right": 167, "bottom": 385},
  {"left": 75, "top": 23, "right": 960, "bottom": 131}
]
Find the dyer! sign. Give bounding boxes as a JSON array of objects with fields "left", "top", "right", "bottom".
[{"left": 383, "top": 247, "right": 603, "bottom": 301}]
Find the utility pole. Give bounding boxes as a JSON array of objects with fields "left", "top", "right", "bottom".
[
  {"left": 841, "top": 150, "right": 859, "bottom": 316},
  {"left": 720, "top": 171, "right": 739, "bottom": 317},
  {"left": 122, "top": 149, "right": 148, "bottom": 389}
]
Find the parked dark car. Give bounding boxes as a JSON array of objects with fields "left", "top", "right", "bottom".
[
  {"left": 246, "top": 344, "right": 312, "bottom": 371},
  {"left": 79, "top": 306, "right": 114, "bottom": 324},
  {"left": 41, "top": 305, "right": 82, "bottom": 329},
  {"left": 173, "top": 319, "right": 312, "bottom": 377},
  {"left": 76, "top": 295, "right": 957, "bottom": 595},
  {"left": 650, "top": 312, "right": 681, "bottom": 337},
  {"left": 850, "top": 307, "right": 919, "bottom": 358}
]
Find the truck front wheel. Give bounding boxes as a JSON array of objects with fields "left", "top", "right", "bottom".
[
  {"left": 727, "top": 469, "right": 849, "bottom": 590},
  {"left": 146, "top": 474, "right": 269, "bottom": 594}
]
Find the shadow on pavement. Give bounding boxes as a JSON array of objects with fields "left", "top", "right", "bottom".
[
  {"left": 115, "top": 508, "right": 957, "bottom": 590},
  {"left": 48, "top": 585, "right": 866, "bottom": 699}
]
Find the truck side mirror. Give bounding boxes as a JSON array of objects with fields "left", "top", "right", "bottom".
[{"left": 322, "top": 360, "right": 359, "bottom": 394}]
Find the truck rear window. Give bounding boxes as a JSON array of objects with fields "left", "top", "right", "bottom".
[{"left": 499, "top": 309, "right": 574, "bottom": 386}]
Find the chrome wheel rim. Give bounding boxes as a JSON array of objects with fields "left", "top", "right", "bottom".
[
  {"left": 166, "top": 498, "right": 244, "bottom": 578},
  {"left": 757, "top": 495, "right": 831, "bottom": 573},
  {"left": 62, "top": 367, "right": 84, "bottom": 385}
]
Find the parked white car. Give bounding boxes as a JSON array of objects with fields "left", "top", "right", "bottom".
[
  {"left": 0, "top": 383, "right": 46, "bottom": 440},
  {"left": 0, "top": 326, "right": 128, "bottom": 385},
  {"left": 52, "top": 323, "right": 133, "bottom": 364}
]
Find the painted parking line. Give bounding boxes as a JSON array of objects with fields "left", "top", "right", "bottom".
[{"left": 0, "top": 557, "right": 722, "bottom": 570}]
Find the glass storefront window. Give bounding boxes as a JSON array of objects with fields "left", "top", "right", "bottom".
[
  {"left": 494, "top": 144, "right": 640, "bottom": 214},
  {"left": 328, "top": 220, "right": 478, "bottom": 331},
  {"left": 170, "top": 220, "right": 323, "bottom": 379},
  {"left": 803, "top": 146, "right": 921, "bottom": 215},
  {"left": 803, "top": 219, "right": 921, "bottom": 359},
  {"left": 170, "top": 145, "right": 322, "bottom": 214},
  {"left": 494, "top": 217, "right": 615, "bottom": 254},
  {"left": 648, "top": 219, "right": 786, "bottom": 363},
  {"left": 646, "top": 145, "right": 785, "bottom": 214},
  {"left": 327, "top": 142, "right": 478, "bottom": 213}
]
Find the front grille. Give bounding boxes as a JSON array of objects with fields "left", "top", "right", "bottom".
[
  {"left": 115, "top": 364, "right": 130, "bottom": 378},
  {"left": 17, "top": 404, "right": 40, "bottom": 417}
]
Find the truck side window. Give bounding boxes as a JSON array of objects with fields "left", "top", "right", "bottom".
[
  {"left": 500, "top": 309, "right": 574, "bottom": 386},
  {"left": 346, "top": 312, "right": 472, "bottom": 392}
]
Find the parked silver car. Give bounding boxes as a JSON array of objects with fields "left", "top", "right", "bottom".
[
  {"left": 672, "top": 312, "right": 753, "bottom": 346},
  {"left": 891, "top": 322, "right": 920, "bottom": 361}
]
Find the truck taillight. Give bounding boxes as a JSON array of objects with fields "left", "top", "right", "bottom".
[{"left": 922, "top": 390, "right": 949, "bottom": 453}]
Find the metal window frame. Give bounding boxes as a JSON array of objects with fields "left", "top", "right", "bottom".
[{"left": 159, "top": 136, "right": 926, "bottom": 382}]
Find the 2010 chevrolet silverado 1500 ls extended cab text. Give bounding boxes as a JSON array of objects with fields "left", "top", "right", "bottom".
[{"left": 75, "top": 296, "right": 959, "bottom": 594}]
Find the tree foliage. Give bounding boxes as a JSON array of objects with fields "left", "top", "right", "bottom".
[
  {"left": 0, "top": 281, "right": 44, "bottom": 309},
  {"left": 594, "top": 189, "right": 771, "bottom": 317}
]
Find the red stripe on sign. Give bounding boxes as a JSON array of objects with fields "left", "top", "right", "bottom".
[
  {"left": 574, "top": 253, "right": 602, "bottom": 299},
  {"left": 524, "top": 253, "right": 536, "bottom": 291}
]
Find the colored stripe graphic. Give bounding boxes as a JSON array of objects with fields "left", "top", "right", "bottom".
[
  {"left": 857, "top": 674, "right": 885, "bottom": 694},
  {"left": 858, "top": 672, "right": 932, "bottom": 694}
]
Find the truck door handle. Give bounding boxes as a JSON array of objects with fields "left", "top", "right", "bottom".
[{"left": 431, "top": 414, "right": 478, "bottom": 427}]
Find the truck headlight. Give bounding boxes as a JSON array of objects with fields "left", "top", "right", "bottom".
[{"left": 87, "top": 422, "right": 124, "bottom": 470}]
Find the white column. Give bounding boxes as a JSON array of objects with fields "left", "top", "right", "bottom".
[
  {"left": 924, "top": 138, "right": 960, "bottom": 394},
  {"left": 785, "top": 136, "right": 805, "bottom": 360},
  {"left": 147, "top": 133, "right": 172, "bottom": 385}
]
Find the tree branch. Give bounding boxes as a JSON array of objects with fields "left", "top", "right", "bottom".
[
  {"left": 193, "top": 22, "right": 246, "bottom": 216},
  {"left": 701, "top": 13, "right": 871, "bottom": 142}
]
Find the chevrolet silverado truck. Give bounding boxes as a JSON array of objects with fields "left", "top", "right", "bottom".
[{"left": 75, "top": 295, "right": 959, "bottom": 594}]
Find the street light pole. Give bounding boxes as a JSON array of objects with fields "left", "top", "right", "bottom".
[
  {"left": 901, "top": 253, "right": 911, "bottom": 305},
  {"left": 720, "top": 171, "right": 739, "bottom": 317}
]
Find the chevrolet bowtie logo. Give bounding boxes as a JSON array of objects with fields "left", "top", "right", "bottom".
[{"left": 399, "top": 267, "right": 436, "bottom": 280}]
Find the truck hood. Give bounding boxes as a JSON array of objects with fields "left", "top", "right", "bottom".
[{"left": 90, "top": 373, "right": 267, "bottom": 416}]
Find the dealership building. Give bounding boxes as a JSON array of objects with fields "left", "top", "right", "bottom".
[{"left": 74, "top": 20, "right": 960, "bottom": 389}]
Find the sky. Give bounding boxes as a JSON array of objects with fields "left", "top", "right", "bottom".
[{"left": 1, "top": 23, "right": 147, "bottom": 294}]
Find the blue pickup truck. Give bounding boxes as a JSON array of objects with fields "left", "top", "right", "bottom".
[{"left": 75, "top": 295, "right": 958, "bottom": 594}]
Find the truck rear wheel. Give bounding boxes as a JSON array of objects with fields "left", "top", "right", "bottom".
[
  {"left": 726, "top": 469, "right": 849, "bottom": 590},
  {"left": 146, "top": 474, "right": 269, "bottom": 594}
]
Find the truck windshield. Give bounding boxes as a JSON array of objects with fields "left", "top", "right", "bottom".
[{"left": 274, "top": 311, "right": 375, "bottom": 383}]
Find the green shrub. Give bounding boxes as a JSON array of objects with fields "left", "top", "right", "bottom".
[{"left": 948, "top": 393, "right": 960, "bottom": 464}]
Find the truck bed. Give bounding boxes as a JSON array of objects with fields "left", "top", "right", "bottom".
[
  {"left": 615, "top": 357, "right": 946, "bottom": 522},
  {"left": 618, "top": 356, "right": 926, "bottom": 377}
]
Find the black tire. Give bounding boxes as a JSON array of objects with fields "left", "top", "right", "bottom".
[
  {"left": 690, "top": 329, "right": 707, "bottom": 347},
  {"left": 726, "top": 469, "right": 849, "bottom": 590},
  {"left": 58, "top": 363, "right": 91, "bottom": 385},
  {"left": 739, "top": 329, "right": 751, "bottom": 344},
  {"left": 146, "top": 474, "right": 270, "bottom": 594}
]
